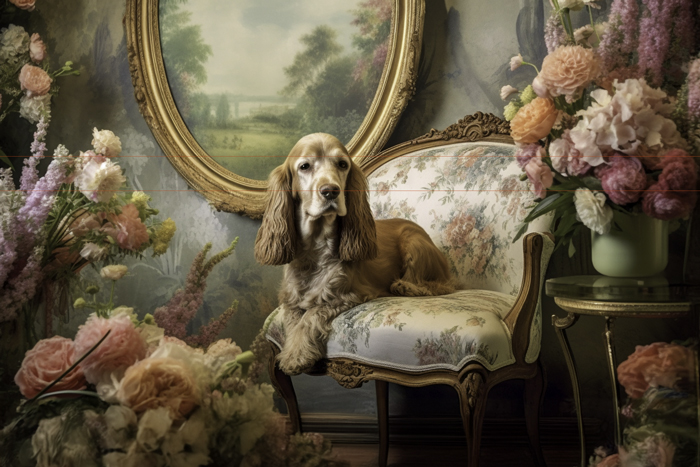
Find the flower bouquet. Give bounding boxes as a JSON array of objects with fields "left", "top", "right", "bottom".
[
  {"left": 0, "top": 121, "right": 176, "bottom": 335},
  {"left": 0, "top": 1, "right": 79, "bottom": 167},
  {"left": 588, "top": 340, "right": 698, "bottom": 467},
  {"left": 0, "top": 243, "right": 348, "bottom": 467},
  {"left": 505, "top": 0, "right": 699, "bottom": 256}
]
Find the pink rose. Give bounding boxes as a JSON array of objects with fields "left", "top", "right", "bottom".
[
  {"left": 18, "top": 64, "right": 52, "bottom": 97},
  {"left": 597, "top": 454, "right": 620, "bottom": 467},
  {"left": 617, "top": 342, "right": 696, "bottom": 399},
  {"left": 524, "top": 157, "right": 554, "bottom": 199},
  {"left": 9, "top": 0, "right": 36, "bottom": 10},
  {"left": 548, "top": 130, "right": 591, "bottom": 176},
  {"left": 104, "top": 204, "right": 150, "bottom": 251},
  {"left": 594, "top": 154, "right": 647, "bottom": 205},
  {"left": 14, "top": 336, "right": 87, "bottom": 399},
  {"left": 29, "top": 33, "right": 46, "bottom": 63},
  {"left": 515, "top": 143, "right": 544, "bottom": 169},
  {"left": 73, "top": 314, "right": 148, "bottom": 384}
]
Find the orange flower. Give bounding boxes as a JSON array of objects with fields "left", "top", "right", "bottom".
[
  {"left": 117, "top": 357, "right": 200, "bottom": 420},
  {"left": 510, "top": 97, "right": 558, "bottom": 144},
  {"left": 538, "top": 45, "right": 601, "bottom": 102},
  {"left": 105, "top": 204, "right": 149, "bottom": 251}
]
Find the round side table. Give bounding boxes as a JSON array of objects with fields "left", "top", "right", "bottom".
[{"left": 545, "top": 275, "right": 699, "bottom": 467}]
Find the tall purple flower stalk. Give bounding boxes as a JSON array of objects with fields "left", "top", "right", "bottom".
[
  {"left": 154, "top": 239, "right": 239, "bottom": 348},
  {"left": 688, "top": 58, "right": 700, "bottom": 120},
  {"left": 637, "top": 0, "right": 674, "bottom": 87},
  {"left": 19, "top": 117, "right": 49, "bottom": 193},
  {"left": 0, "top": 247, "right": 44, "bottom": 322},
  {"left": 597, "top": 0, "right": 639, "bottom": 74}
]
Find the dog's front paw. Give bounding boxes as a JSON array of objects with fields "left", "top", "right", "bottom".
[{"left": 277, "top": 350, "right": 316, "bottom": 376}]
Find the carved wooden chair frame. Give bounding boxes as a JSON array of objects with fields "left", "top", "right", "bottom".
[{"left": 265, "top": 113, "right": 549, "bottom": 467}]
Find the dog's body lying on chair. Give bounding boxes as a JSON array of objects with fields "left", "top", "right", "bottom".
[{"left": 255, "top": 133, "right": 457, "bottom": 375}]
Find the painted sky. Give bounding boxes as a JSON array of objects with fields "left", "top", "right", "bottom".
[{"left": 184, "top": 0, "right": 364, "bottom": 96}]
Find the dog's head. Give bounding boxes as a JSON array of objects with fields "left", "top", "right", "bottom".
[{"left": 254, "top": 133, "right": 377, "bottom": 265}]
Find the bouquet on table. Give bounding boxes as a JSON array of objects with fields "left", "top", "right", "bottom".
[
  {"left": 0, "top": 242, "right": 348, "bottom": 467},
  {"left": 504, "top": 0, "right": 700, "bottom": 253},
  {"left": 588, "top": 340, "right": 698, "bottom": 467},
  {"left": 0, "top": 122, "right": 176, "bottom": 333}
]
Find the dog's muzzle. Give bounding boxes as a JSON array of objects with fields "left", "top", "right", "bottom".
[{"left": 319, "top": 184, "right": 340, "bottom": 201}]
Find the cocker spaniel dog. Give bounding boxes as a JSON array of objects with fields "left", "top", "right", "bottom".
[{"left": 255, "top": 133, "right": 457, "bottom": 375}]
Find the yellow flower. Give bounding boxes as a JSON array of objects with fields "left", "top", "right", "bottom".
[
  {"left": 131, "top": 191, "right": 151, "bottom": 220},
  {"left": 503, "top": 101, "right": 521, "bottom": 121},
  {"left": 152, "top": 218, "right": 176, "bottom": 256},
  {"left": 519, "top": 85, "right": 537, "bottom": 105}
]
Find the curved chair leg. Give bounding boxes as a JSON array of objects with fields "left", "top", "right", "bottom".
[
  {"left": 268, "top": 343, "right": 302, "bottom": 433},
  {"left": 455, "top": 374, "right": 488, "bottom": 467},
  {"left": 524, "top": 361, "right": 547, "bottom": 467},
  {"left": 375, "top": 380, "right": 389, "bottom": 467}
]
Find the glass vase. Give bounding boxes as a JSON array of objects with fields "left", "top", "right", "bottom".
[{"left": 591, "top": 212, "right": 669, "bottom": 278}]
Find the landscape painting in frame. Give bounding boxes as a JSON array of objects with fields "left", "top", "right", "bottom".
[{"left": 160, "top": 0, "right": 392, "bottom": 181}]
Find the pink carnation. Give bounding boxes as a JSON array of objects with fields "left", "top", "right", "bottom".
[
  {"left": 642, "top": 149, "right": 698, "bottom": 220},
  {"left": 104, "top": 204, "right": 149, "bottom": 251},
  {"left": 617, "top": 342, "right": 696, "bottom": 399},
  {"left": 73, "top": 314, "right": 148, "bottom": 384},
  {"left": 515, "top": 144, "right": 544, "bottom": 169},
  {"left": 595, "top": 154, "right": 647, "bottom": 205},
  {"left": 14, "top": 336, "right": 87, "bottom": 399},
  {"left": 524, "top": 157, "right": 553, "bottom": 199}
]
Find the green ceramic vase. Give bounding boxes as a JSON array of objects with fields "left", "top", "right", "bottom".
[{"left": 590, "top": 212, "right": 668, "bottom": 278}]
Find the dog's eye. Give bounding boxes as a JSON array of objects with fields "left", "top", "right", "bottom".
[
  {"left": 338, "top": 160, "right": 349, "bottom": 170},
  {"left": 299, "top": 163, "right": 310, "bottom": 171}
]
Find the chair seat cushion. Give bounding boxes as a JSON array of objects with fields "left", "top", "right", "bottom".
[{"left": 264, "top": 289, "right": 518, "bottom": 373}]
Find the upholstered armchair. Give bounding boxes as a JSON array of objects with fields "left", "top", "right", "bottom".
[{"left": 263, "top": 113, "right": 554, "bottom": 467}]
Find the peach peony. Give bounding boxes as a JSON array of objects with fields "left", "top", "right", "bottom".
[
  {"left": 29, "top": 33, "right": 46, "bottom": 63},
  {"left": 14, "top": 336, "right": 87, "bottom": 399},
  {"left": 73, "top": 313, "right": 148, "bottom": 384},
  {"left": 117, "top": 357, "right": 200, "bottom": 420},
  {"left": 9, "top": 0, "right": 35, "bottom": 10},
  {"left": 538, "top": 45, "right": 601, "bottom": 103},
  {"left": 18, "top": 64, "right": 51, "bottom": 97},
  {"left": 104, "top": 204, "right": 150, "bottom": 251},
  {"left": 509, "top": 97, "right": 558, "bottom": 144},
  {"left": 617, "top": 342, "right": 696, "bottom": 399}
]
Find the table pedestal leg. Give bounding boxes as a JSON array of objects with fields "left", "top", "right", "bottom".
[
  {"left": 553, "top": 312, "right": 585, "bottom": 467},
  {"left": 603, "top": 316, "right": 622, "bottom": 447}
]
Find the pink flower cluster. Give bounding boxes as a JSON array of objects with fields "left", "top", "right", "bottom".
[
  {"left": 515, "top": 144, "right": 553, "bottom": 199},
  {"left": 641, "top": 149, "right": 698, "bottom": 221},
  {"left": 617, "top": 341, "right": 696, "bottom": 399},
  {"left": 594, "top": 154, "right": 647, "bottom": 205}
]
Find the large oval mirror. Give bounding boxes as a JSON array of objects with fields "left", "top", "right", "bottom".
[{"left": 126, "top": 0, "right": 424, "bottom": 218}]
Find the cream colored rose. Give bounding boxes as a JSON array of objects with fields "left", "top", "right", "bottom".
[
  {"left": 509, "top": 97, "right": 558, "bottom": 144},
  {"left": 29, "top": 33, "right": 46, "bottom": 63},
  {"left": 10, "top": 0, "right": 36, "bottom": 10},
  {"left": 100, "top": 264, "right": 128, "bottom": 281},
  {"left": 538, "top": 46, "right": 600, "bottom": 103},
  {"left": 92, "top": 128, "right": 122, "bottom": 158},
  {"left": 19, "top": 64, "right": 51, "bottom": 97}
]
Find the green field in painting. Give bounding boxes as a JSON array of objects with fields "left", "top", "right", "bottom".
[{"left": 193, "top": 121, "right": 298, "bottom": 181}]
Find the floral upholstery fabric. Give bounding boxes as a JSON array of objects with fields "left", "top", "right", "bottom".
[{"left": 264, "top": 142, "right": 554, "bottom": 372}]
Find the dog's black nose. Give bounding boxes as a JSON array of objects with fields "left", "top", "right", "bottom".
[{"left": 320, "top": 184, "right": 340, "bottom": 200}]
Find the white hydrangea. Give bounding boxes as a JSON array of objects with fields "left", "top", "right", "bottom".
[
  {"left": 136, "top": 407, "right": 173, "bottom": 452},
  {"left": 19, "top": 94, "right": 51, "bottom": 124},
  {"left": 0, "top": 24, "right": 29, "bottom": 62},
  {"left": 570, "top": 79, "right": 683, "bottom": 166},
  {"left": 92, "top": 128, "right": 122, "bottom": 158},
  {"left": 574, "top": 188, "right": 613, "bottom": 235}
]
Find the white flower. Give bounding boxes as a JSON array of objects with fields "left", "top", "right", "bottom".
[
  {"left": 161, "top": 409, "right": 210, "bottom": 467},
  {"left": 574, "top": 188, "right": 613, "bottom": 235},
  {"left": 573, "top": 25, "right": 594, "bottom": 44},
  {"left": 548, "top": 137, "right": 571, "bottom": 173},
  {"left": 19, "top": 94, "right": 51, "bottom": 124},
  {"left": 139, "top": 323, "right": 165, "bottom": 352},
  {"left": 532, "top": 75, "right": 550, "bottom": 98},
  {"left": 74, "top": 158, "right": 126, "bottom": 203},
  {"left": 104, "top": 405, "right": 137, "bottom": 432},
  {"left": 510, "top": 54, "right": 523, "bottom": 71},
  {"left": 80, "top": 242, "right": 108, "bottom": 261},
  {"left": 500, "top": 85, "right": 519, "bottom": 101},
  {"left": 584, "top": 0, "right": 601, "bottom": 8},
  {"left": 137, "top": 407, "right": 173, "bottom": 452},
  {"left": 559, "top": 0, "right": 585, "bottom": 10},
  {"left": 92, "top": 128, "right": 122, "bottom": 158},
  {"left": 0, "top": 24, "right": 29, "bottom": 62},
  {"left": 151, "top": 342, "right": 212, "bottom": 388},
  {"left": 569, "top": 124, "right": 605, "bottom": 166},
  {"left": 53, "top": 144, "right": 70, "bottom": 159},
  {"left": 96, "top": 372, "right": 124, "bottom": 404},
  {"left": 100, "top": 264, "right": 128, "bottom": 281}
]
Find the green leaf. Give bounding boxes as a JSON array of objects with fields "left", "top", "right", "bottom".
[
  {"left": 580, "top": 176, "right": 603, "bottom": 191},
  {"left": 0, "top": 148, "right": 12, "bottom": 168},
  {"left": 511, "top": 222, "right": 529, "bottom": 244},
  {"left": 554, "top": 212, "right": 579, "bottom": 238},
  {"left": 568, "top": 237, "right": 576, "bottom": 257},
  {"left": 524, "top": 192, "right": 574, "bottom": 223}
]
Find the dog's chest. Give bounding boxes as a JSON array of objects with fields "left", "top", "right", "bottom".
[{"left": 284, "top": 257, "right": 352, "bottom": 310}]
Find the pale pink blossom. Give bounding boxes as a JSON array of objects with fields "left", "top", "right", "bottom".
[
  {"left": 524, "top": 157, "right": 553, "bottom": 199},
  {"left": 548, "top": 131, "right": 592, "bottom": 176},
  {"left": 537, "top": 46, "right": 601, "bottom": 103},
  {"left": 500, "top": 85, "right": 518, "bottom": 101},
  {"left": 510, "top": 54, "right": 523, "bottom": 71},
  {"left": 18, "top": 64, "right": 51, "bottom": 97},
  {"left": 14, "top": 336, "right": 87, "bottom": 399},
  {"left": 73, "top": 314, "right": 148, "bottom": 385},
  {"left": 29, "top": 33, "right": 46, "bottom": 63}
]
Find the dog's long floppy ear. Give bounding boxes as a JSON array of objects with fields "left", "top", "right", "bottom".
[
  {"left": 255, "top": 165, "right": 297, "bottom": 265},
  {"left": 339, "top": 160, "right": 377, "bottom": 262}
]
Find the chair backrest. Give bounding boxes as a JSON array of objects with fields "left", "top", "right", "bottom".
[{"left": 362, "top": 114, "right": 551, "bottom": 296}]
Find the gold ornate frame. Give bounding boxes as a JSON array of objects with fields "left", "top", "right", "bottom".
[{"left": 125, "top": 0, "right": 424, "bottom": 218}]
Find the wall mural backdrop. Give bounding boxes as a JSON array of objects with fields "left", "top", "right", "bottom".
[{"left": 0, "top": 0, "right": 691, "bottom": 439}]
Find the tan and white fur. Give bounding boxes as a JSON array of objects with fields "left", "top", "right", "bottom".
[{"left": 255, "top": 133, "right": 457, "bottom": 375}]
